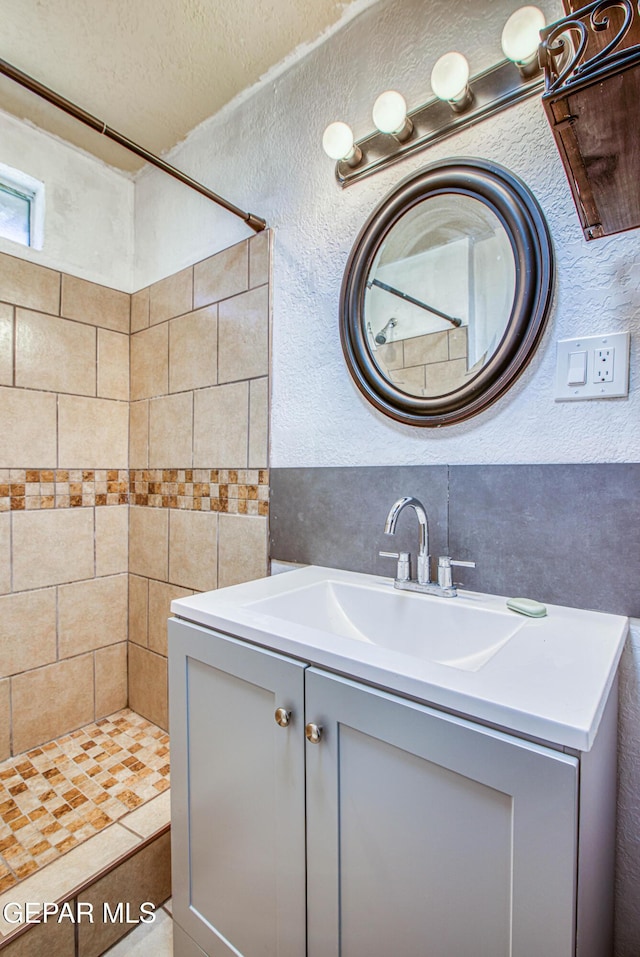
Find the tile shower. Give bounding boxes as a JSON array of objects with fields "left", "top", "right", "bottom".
[{"left": 0, "top": 232, "right": 270, "bottom": 952}]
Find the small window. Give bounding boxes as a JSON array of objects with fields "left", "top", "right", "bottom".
[{"left": 0, "top": 163, "right": 45, "bottom": 249}]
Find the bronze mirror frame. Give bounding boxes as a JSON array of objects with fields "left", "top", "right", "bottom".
[{"left": 340, "top": 158, "right": 554, "bottom": 427}]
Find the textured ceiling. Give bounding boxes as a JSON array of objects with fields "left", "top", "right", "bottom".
[{"left": 0, "top": 0, "right": 366, "bottom": 173}]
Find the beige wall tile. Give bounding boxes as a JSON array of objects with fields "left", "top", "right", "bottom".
[
  {"left": 129, "top": 399, "right": 149, "bottom": 469},
  {"left": 193, "top": 382, "right": 248, "bottom": 468},
  {"left": 0, "top": 514, "right": 9, "bottom": 595},
  {"left": 98, "top": 328, "right": 129, "bottom": 400},
  {"left": 149, "top": 267, "right": 193, "bottom": 324},
  {"left": 0, "top": 252, "right": 60, "bottom": 313},
  {"left": 95, "top": 641, "right": 128, "bottom": 719},
  {"left": 129, "top": 574, "right": 149, "bottom": 647},
  {"left": 0, "top": 387, "right": 57, "bottom": 468},
  {"left": 249, "top": 230, "right": 270, "bottom": 288},
  {"left": 12, "top": 508, "right": 94, "bottom": 591},
  {"left": 130, "top": 323, "right": 169, "bottom": 400},
  {"left": 376, "top": 340, "right": 404, "bottom": 372},
  {"left": 218, "top": 285, "right": 269, "bottom": 383},
  {"left": 249, "top": 377, "right": 269, "bottom": 469},
  {"left": 218, "top": 514, "right": 268, "bottom": 588},
  {"left": 95, "top": 505, "right": 129, "bottom": 577},
  {"left": 194, "top": 241, "right": 248, "bottom": 308},
  {"left": 0, "top": 912, "right": 75, "bottom": 956},
  {"left": 148, "top": 579, "right": 192, "bottom": 657},
  {"left": 11, "top": 653, "right": 95, "bottom": 753},
  {"left": 0, "top": 588, "right": 57, "bottom": 678},
  {"left": 131, "top": 286, "right": 150, "bottom": 333},
  {"left": 448, "top": 326, "right": 468, "bottom": 361},
  {"left": 169, "top": 305, "right": 217, "bottom": 392},
  {"left": 0, "top": 679, "right": 9, "bottom": 761},
  {"left": 424, "top": 357, "right": 467, "bottom": 394},
  {"left": 169, "top": 509, "right": 218, "bottom": 592},
  {"left": 58, "top": 395, "right": 128, "bottom": 468},
  {"left": 128, "top": 643, "right": 168, "bottom": 730},
  {"left": 0, "top": 303, "right": 13, "bottom": 386},
  {"left": 129, "top": 507, "right": 168, "bottom": 581},
  {"left": 77, "top": 831, "right": 171, "bottom": 957},
  {"left": 391, "top": 364, "right": 425, "bottom": 393},
  {"left": 61, "top": 274, "right": 130, "bottom": 334},
  {"left": 15, "top": 309, "right": 96, "bottom": 395},
  {"left": 149, "top": 393, "right": 193, "bottom": 468},
  {"left": 59, "top": 574, "right": 127, "bottom": 657},
  {"left": 404, "top": 330, "right": 449, "bottom": 368}
]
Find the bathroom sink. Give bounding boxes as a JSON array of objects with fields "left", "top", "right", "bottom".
[
  {"left": 170, "top": 564, "right": 628, "bottom": 751},
  {"left": 246, "top": 578, "right": 522, "bottom": 671}
]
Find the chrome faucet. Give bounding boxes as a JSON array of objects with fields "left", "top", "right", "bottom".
[
  {"left": 380, "top": 495, "right": 476, "bottom": 598},
  {"left": 383, "top": 496, "right": 431, "bottom": 584}
]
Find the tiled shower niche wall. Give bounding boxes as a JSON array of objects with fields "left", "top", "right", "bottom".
[
  {"left": 127, "top": 233, "right": 270, "bottom": 730},
  {"left": 0, "top": 252, "right": 130, "bottom": 759},
  {"left": 0, "top": 233, "right": 270, "bottom": 756}
]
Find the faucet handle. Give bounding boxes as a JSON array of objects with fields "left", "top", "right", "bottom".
[
  {"left": 437, "top": 556, "right": 476, "bottom": 589},
  {"left": 379, "top": 550, "right": 410, "bottom": 582}
]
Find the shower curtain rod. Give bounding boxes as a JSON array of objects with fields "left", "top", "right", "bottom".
[{"left": 0, "top": 56, "right": 267, "bottom": 232}]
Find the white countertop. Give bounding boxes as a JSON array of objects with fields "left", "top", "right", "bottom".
[{"left": 171, "top": 565, "right": 628, "bottom": 752}]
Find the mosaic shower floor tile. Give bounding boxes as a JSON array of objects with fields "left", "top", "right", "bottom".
[{"left": 0, "top": 710, "right": 170, "bottom": 894}]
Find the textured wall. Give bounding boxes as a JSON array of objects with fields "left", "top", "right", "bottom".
[
  {"left": 0, "top": 108, "right": 133, "bottom": 289},
  {"left": 135, "top": 0, "right": 640, "bottom": 467}
]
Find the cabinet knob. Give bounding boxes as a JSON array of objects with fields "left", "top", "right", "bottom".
[
  {"left": 274, "top": 707, "right": 292, "bottom": 728},
  {"left": 305, "top": 723, "right": 323, "bottom": 744}
]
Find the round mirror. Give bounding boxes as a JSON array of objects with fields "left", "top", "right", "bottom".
[{"left": 340, "top": 159, "right": 554, "bottom": 426}]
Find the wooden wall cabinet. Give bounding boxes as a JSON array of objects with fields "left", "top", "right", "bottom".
[{"left": 541, "top": 0, "right": 640, "bottom": 239}]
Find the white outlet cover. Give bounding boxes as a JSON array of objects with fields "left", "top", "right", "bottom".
[{"left": 555, "top": 332, "right": 630, "bottom": 400}]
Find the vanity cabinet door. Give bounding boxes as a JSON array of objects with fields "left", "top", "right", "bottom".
[
  {"left": 169, "top": 619, "right": 307, "bottom": 957},
  {"left": 305, "top": 668, "right": 579, "bottom": 957}
]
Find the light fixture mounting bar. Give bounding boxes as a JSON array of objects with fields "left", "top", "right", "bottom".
[{"left": 336, "top": 59, "right": 543, "bottom": 187}]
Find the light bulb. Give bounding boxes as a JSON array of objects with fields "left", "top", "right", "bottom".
[
  {"left": 322, "top": 121, "right": 362, "bottom": 167},
  {"left": 501, "top": 6, "right": 545, "bottom": 75},
  {"left": 430, "top": 52, "right": 472, "bottom": 112},
  {"left": 372, "top": 90, "right": 413, "bottom": 141}
]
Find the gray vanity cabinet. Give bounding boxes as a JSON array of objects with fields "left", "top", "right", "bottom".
[
  {"left": 169, "top": 620, "right": 307, "bottom": 957},
  {"left": 170, "top": 619, "right": 582, "bottom": 957},
  {"left": 304, "top": 668, "right": 578, "bottom": 957}
]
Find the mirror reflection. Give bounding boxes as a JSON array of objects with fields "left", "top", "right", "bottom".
[{"left": 364, "top": 194, "right": 516, "bottom": 397}]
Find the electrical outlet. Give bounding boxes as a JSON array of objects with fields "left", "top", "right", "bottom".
[
  {"left": 594, "top": 348, "right": 614, "bottom": 383},
  {"left": 555, "top": 332, "right": 630, "bottom": 400}
]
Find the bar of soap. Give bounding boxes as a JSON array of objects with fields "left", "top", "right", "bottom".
[{"left": 506, "top": 597, "right": 548, "bottom": 618}]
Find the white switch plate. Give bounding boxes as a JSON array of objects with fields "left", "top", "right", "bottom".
[{"left": 555, "top": 332, "right": 630, "bottom": 400}]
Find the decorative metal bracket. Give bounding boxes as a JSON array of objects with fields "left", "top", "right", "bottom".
[
  {"left": 335, "top": 60, "right": 543, "bottom": 188},
  {"left": 540, "top": 0, "right": 640, "bottom": 95}
]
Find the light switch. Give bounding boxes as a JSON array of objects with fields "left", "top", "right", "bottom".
[{"left": 567, "top": 350, "right": 587, "bottom": 386}]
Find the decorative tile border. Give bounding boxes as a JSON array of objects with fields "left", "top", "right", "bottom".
[
  {"left": 130, "top": 469, "right": 269, "bottom": 516},
  {"left": 0, "top": 469, "right": 269, "bottom": 515},
  {"left": 0, "top": 470, "right": 129, "bottom": 512}
]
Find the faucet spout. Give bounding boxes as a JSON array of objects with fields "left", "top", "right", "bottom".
[{"left": 384, "top": 496, "right": 430, "bottom": 585}]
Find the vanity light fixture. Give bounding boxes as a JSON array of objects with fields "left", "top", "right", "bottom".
[
  {"left": 501, "top": 5, "right": 547, "bottom": 77},
  {"left": 372, "top": 90, "right": 413, "bottom": 141},
  {"left": 323, "top": 5, "right": 546, "bottom": 187},
  {"left": 430, "top": 52, "right": 473, "bottom": 112},
  {"left": 321, "top": 121, "right": 362, "bottom": 167}
]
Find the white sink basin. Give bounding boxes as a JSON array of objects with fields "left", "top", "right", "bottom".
[
  {"left": 247, "top": 579, "right": 523, "bottom": 671},
  {"left": 170, "top": 564, "right": 628, "bottom": 751}
]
